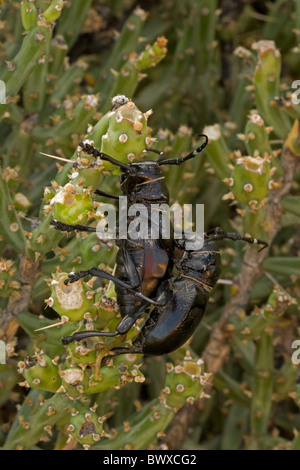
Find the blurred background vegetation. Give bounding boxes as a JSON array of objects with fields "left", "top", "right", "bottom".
[{"left": 0, "top": 0, "right": 299, "bottom": 450}]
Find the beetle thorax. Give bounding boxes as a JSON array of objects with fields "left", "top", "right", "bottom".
[{"left": 120, "top": 162, "right": 170, "bottom": 204}]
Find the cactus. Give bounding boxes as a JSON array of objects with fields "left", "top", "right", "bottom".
[{"left": 0, "top": 0, "right": 299, "bottom": 452}]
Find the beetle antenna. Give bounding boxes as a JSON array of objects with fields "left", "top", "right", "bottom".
[
  {"left": 144, "top": 147, "right": 165, "bottom": 161},
  {"left": 157, "top": 134, "right": 208, "bottom": 166}
]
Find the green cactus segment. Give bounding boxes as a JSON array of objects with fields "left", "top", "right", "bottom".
[
  {"left": 252, "top": 40, "right": 291, "bottom": 139},
  {"left": 40, "top": 236, "right": 115, "bottom": 279},
  {"left": 2, "top": 389, "right": 69, "bottom": 450},
  {"left": 100, "top": 97, "right": 149, "bottom": 170},
  {"left": 294, "top": 385, "right": 300, "bottom": 410},
  {"left": 48, "top": 35, "right": 68, "bottom": 77},
  {"left": 0, "top": 258, "right": 20, "bottom": 298},
  {"left": 19, "top": 353, "right": 62, "bottom": 393},
  {"left": 263, "top": 0, "right": 294, "bottom": 43},
  {"left": 221, "top": 403, "right": 249, "bottom": 450},
  {"left": 251, "top": 331, "right": 274, "bottom": 439},
  {"left": 1, "top": 18, "right": 53, "bottom": 100},
  {"left": 0, "top": 172, "right": 26, "bottom": 253},
  {"left": 54, "top": 111, "right": 110, "bottom": 187},
  {"left": 43, "top": 0, "right": 64, "bottom": 23},
  {"left": 274, "top": 362, "right": 298, "bottom": 402},
  {"left": 0, "top": 365, "right": 19, "bottom": 408},
  {"left": 230, "top": 155, "right": 271, "bottom": 207},
  {"left": 49, "top": 95, "right": 149, "bottom": 188},
  {"left": 284, "top": 119, "right": 300, "bottom": 156},
  {"left": 98, "top": 7, "right": 148, "bottom": 96},
  {"left": 56, "top": 0, "right": 93, "bottom": 48},
  {"left": 34, "top": 93, "right": 99, "bottom": 147},
  {"left": 93, "top": 284, "right": 119, "bottom": 325},
  {"left": 86, "top": 356, "right": 145, "bottom": 394},
  {"left": 42, "top": 58, "right": 88, "bottom": 117},
  {"left": 214, "top": 370, "right": 250, "bottom": 408},
  {"left": 50, "top": 183, "right": 94, "bottom": 225},
  {"left": 66, "top": 339, "right": 97, "bottom": 366},
  {"left": 78, "top": 235, "right": 116, "bottom": 271},
  {"left": 3, "top": 123, "right": 34, "bottom": 175},
  {"left": 262, "top": 257, "right": 300, "bottom": 278},
  {"left": 281, "top": 196, "right": 300, "bottom": 217},
  {"left": 28, "top": 214, "right": 64, "bottom": 257},
  {"left": 106, "top": 37, "right": 168, "bottom": 107},
  {"left": 229, "top": 288, "right": 293, "bottom": 340},
  {"left": 245, "top": 112, "right": 283, "bottom": 177},
  {"left": 59, "top": 366, "right": 89, "bottom": 399},
  {"left": 262, "top": 289, "right": 294, "bottom": 320},
  {"left": 202, "top": 124, "right": 231, "bottom": 180},
  {"left": 243, "top": 207, "right": 267, "bottom": 241},
  {"left": 94, "top": 357, "right": 207, "bottom": 450},
  {"left": 21, "top": 2, "right": 38, "bottom": 31},
  {"left": 160, "top": 357, "right": 206, "bottom": 411},
  {"left": 67, "top": 401, "right": 104, "bottom": 448},
  {"left": 291, "top": 433, "right": 300, "bottom": 451},
  {"left": 48, "top": 272, "right": 97, "bottom": 322},
  {"left": 95, "top": 399, "right": 174, "bottom": 450},
  {"left": 70, "top": 148, "right": 103, "bottom": 190},
  {"left": 245, "top": 113, "right": 273, "bottom": 158},
  {"left": 222, "top": 149, "right": 273, "bottom": 239},
  {"left": 18, "top": 311, "right": 78, "bottom": 346},
  {"left": 136, "top": 36, "right": 168, "bottom": 70},
  {"left": 23, "top": 30, "right": 52, "bottom": 113},
  {"left": 29, "top": 97, "right": 149, "bottom": 258}
]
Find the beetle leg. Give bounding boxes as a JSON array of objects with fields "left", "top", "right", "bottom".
[
  {"left": 118, "top": 244, "right": 141, "bottom": 288},
  {"left": 204, "top": 227, "right": 268, "bottom": 252},
  {"left": 62, "top": 303, "right": 153, "bottom": 345},
  {"left": 100, "top": 348, "right": 131, "bottom": 365},
  {"left": 50, "top": 220, "right": 97, "bottom": 233},
  {"left": 157, "top": 134, "right": 208, "bottom": 166},
  {"left": 64, "top": 267, "right": 163, "bottom": 306},
  {"left": 94, "top": 189, "right": 120, "bottom": 200}
]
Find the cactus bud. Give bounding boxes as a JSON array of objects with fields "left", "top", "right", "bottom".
[{"left": 50, "top": 183, "right": 94, "bottom": 225}]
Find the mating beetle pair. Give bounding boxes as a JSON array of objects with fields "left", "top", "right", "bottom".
[{"left": 51, "top": 137, "right": 267, "bottom": 367}]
